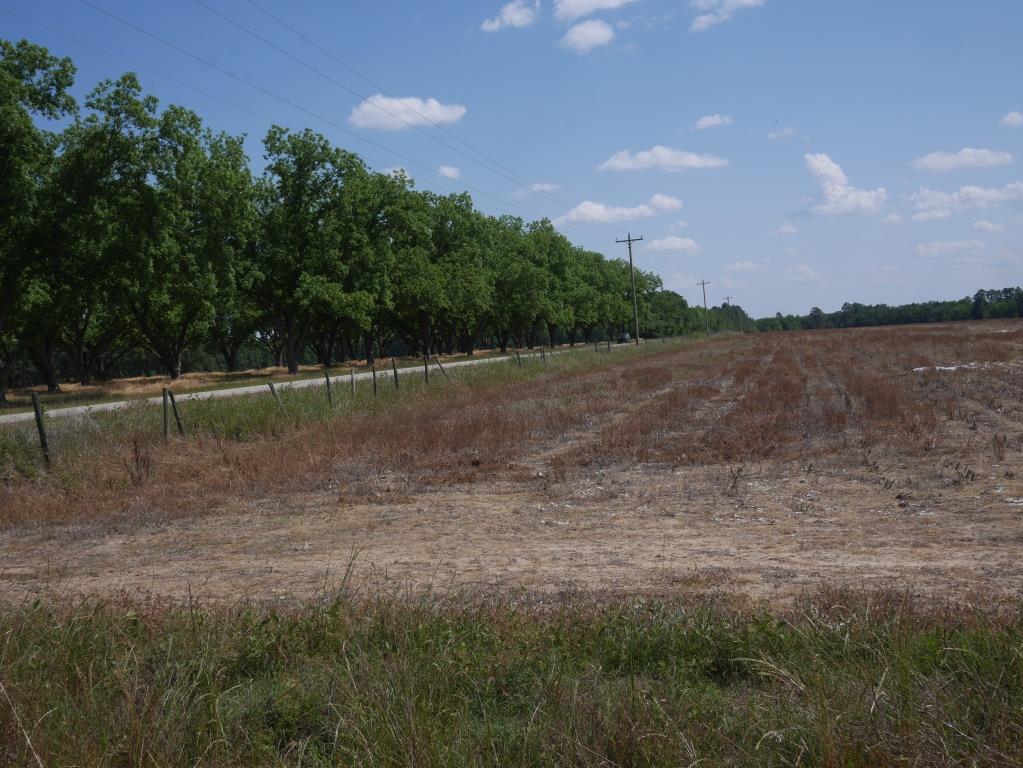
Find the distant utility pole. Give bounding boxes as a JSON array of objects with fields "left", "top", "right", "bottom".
[
  {"left": 616, "top": 233, "right": 643, "bottom": 345},
  {"left": 724, "top": 296, "right": 734, "bottom": 331},
  {"left": 698, "top": 280, "right": 712, "bottom": 336}
]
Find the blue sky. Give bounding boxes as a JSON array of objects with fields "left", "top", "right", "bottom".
[{"left": 5, "top": 0, "right": 1022, "bottom": 316}]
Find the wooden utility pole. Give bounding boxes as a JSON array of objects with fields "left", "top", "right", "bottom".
[
  {"left": 698, "top": 280, "right": 712, "bottom": 336},
  {"left": 616, "top": 233, "right": 643, "bottom": 345}
]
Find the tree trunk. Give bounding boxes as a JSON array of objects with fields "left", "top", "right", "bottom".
[
  {"left": 284, "top": 337, "right": 300, "bottom": 374},
  {"left": 364, "top": 333, "right": 375, "bottom": 365},
  {"left": 419, "top": 317, "right": 432, "bottom": 360},
  {"left": 284, "top": 316, "right": 301, "bottom": 374},
  {"left": 163, "top": 352, "right": 183, "bottom": 380},
  {"left": 222, "top": 344, "right": 241, "bottom": 373},
  {"left": 546, "top": 322, "right": 557, "bottom": 349},
  {"left": 28, "top": 342, "right": 61, "bottom": 394}
]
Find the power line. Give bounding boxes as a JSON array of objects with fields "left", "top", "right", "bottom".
[
  {"left": 241, "top": 0, "right": 627, "bottom": 234},
  {"left": 69, "top": 0, "right": 611, "bottom": 243},
  {"left": 188, "top": 0, "right": 627, "bottom": 239}
]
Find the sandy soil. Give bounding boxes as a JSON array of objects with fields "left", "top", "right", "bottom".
[
  {"left": 3, "top": 324, "right": 1022, "bottom": 607},
  {"left": 4, "top": 430, "right": 1022, "bottom": 607}
]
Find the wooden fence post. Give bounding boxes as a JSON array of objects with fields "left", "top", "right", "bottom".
[
  {"left": 268, "top": 381, "right": 284, "bottom": 410},
  {"left": 162, "top": 387, "right": 170, "bottom": 441},
  {"left": 350, "top": 367, "right": 356, "bottom": 397},
  {"left": 515, "top": 351, "right": 522, "bottom": 368},
  {"left": 607, "top": 338, "right": 611, "bottom": 352},
  {"left": 540, "top": 346, "right": 546, "bottom": 364},
  {"left": 31, "top": 393, "right": 50, "bottom": 466},
  {"left": 391, "top": 358, "right": 400, "bottom": 390},
  {"left": 423, "top": 356, "right": 429, "bottom": 384},
  {"left": 168, "top": 390, "right": 185, "bottom": 435},
  {"left": 324, "top": 371, "right": 334, "bottom": 407},
  {"left": 435, "top": 357, "right": 450, "bottom": 379},
  {"left": 594, "top": 342, "right": 599, "bottom": 354},
  {"left": 372, "top": 364, "right": 378, "bottom": 395}
]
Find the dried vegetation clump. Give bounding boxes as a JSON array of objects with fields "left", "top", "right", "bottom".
[{"left": 2, "top": 320, "right": 1022, "bottom": 532}]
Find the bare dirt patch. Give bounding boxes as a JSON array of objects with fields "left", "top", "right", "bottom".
[{"left": 3, "top": 322, "right": 1023, "bottom": 606}]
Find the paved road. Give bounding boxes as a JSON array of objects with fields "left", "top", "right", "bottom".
[{"left": 0, "top": 348, "right": 571, "bottom": 426}]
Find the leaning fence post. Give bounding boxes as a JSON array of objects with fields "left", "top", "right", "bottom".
[
  {"left": 31, "top": 393, "right": 50, "bottom": 466},
  {"left": 391, "top": 358, "right": 400, "bottom": 390},
  {"left": 268, "top": 381, "right": 284, "bottom": 410},
  {"left": 515, "top": 351, "right": 522, "bottom": 368},
  {"left": 372, "top": 364, "right": 378, "bottom": 395},
  {"left": 162, "top": 387, "right": 170, "bottom": 441},
  {"left": 324, "top": 371, "right": 334, "bottom": 407},
  {"left": 435, "top": 357, "right": 450, "bottom": 380},
  {"left": 167, "top": 390, "right": 185, "bottom": 435}
]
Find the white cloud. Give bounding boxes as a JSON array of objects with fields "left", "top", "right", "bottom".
[
  {"left": 909, "top": 182, "right": 1023, "bottom": 221},
  {"left": 804, "top": 153, "right": 887, "bottom": 215},
  {"left": 598, "top": 145, "right": 729, "bottom": 172},
  {"left": 725, "top": 260, "right": 758, "bottom": 272},
  {"left": 973, "top": 220, "right": 1005, "bottom": 233},
  {"left": 647, "top": 236, "right": 700, "bottom": 253},
  {"left": 438, "top": 165, "right": 461, "bottom": 179},
  {"left": 556, "top": 194, "right": 682, "bottom": 224},
  {"left": 689, "top": 0, "right": 765, "bottom": 31},
  {"left": 649, "top": 193, "right": 683, "bottom": 211},
  {"left": 482, "top": 0, "right": 540, "bottom": 32},
  {"left": 350, "top": 95, "right": 467, "bottom": 131},
  {"left": 767, "top": 127, "right": 795, "bottom": 140},
  {"left": 883, "top": 213, "right": 903, "bottom": 224},
  {"left": 515, "top": 181, "right": 562, "bottom": 199},
  {"left": 1001, "top": 112, "right": 1023, "bottom": 128},
  {"left": 788, "top": 263, "right": 822, "bottom": 283},
  {"left": 774, "top": 222, "right": 797, "bottom": 235},
  {"left": 554, "top": 0, "right": 639, "bottom": 22},
  {"left": 913, "top": 148, "right": 1013, "bottom": 173},
  {"left": 915, "top": 240, "right": 986, "bottom": 259},
  {"left": 560, "top": 18, "right": 615, "bottom": 52},
  {"left": 530, "top": 182, "right": 561, "bottom": 193},
  {"left": 693, "top": 113, "right": 734, "bottom": 130}
]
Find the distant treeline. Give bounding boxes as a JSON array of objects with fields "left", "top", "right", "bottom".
[
  {"left": 1, "top": 39, "right": 753, "bottom": 397},
  {"left": 756, "top": 288, "right": 1023, "bottom": 332}
]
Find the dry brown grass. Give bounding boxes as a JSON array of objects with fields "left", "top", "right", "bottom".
[
  {"left": 1, "top": 340, "right": 735, "bottom": 528},
  {"left": 3, "top": 319, "right": 1023, "bottom": 610},
  {"left": 4, "top": 321, "right": 1022, "bottom": 534}
]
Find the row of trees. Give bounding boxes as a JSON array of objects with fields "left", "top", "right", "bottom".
[
  {"left": 1, "top": 39, "right": 735, "bottom": 397},
  {"left": 756, "top": 288, "right": 1023, "bottom": 332}
]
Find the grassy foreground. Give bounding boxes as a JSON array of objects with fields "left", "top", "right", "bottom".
[{"left": 1, "top": 591, "right": 1020, "bottom": 766}]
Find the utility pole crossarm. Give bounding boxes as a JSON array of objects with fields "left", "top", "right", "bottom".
[{"left": 616, "top": 233, "right": 644, "bottom": 346}]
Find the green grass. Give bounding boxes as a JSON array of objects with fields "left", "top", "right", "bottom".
[
  {"left": 1, "top": 590, "right": 1020, "bottom": 766},
  {"left": 0, "top": 346, "right": 543, "bottom": 416},
  {"left": 0, "top": 340, "right": 680, "bottom": 485}
]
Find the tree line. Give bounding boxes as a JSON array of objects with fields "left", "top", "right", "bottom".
[
  {"left": 1, "top": 39, "right": 753, "bottom": 398},
  {"left": 756, "top": 288, "right": 1023, "bottom": 332}
]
